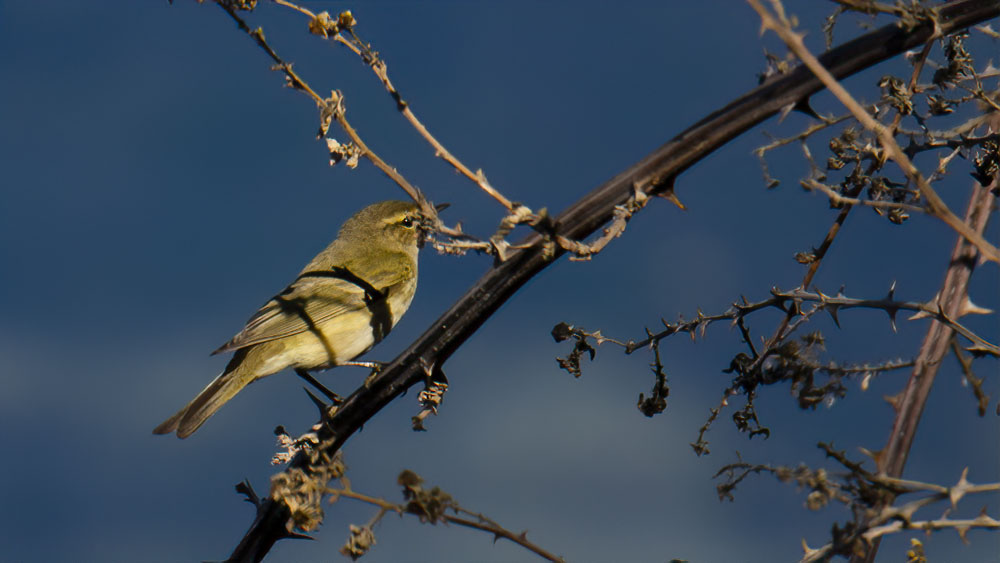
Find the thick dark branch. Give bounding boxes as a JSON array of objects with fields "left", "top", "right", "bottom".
[{"left": 226, "top": 1, "right": 1000, "bottom": 560}]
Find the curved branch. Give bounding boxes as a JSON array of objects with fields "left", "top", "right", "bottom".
[{"left": 225, "top": 1, "right": 1000, "bottom": 560}]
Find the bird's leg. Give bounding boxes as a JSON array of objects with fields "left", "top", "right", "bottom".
[
  {"left": 341, "top": 360, "right": 384, "bottom": 371},
  {"left": 338, "top": 360, "right": 384, "bottom": 386},
  {"left": 295, "top": 368, "right": 342, "bottom": 404}
]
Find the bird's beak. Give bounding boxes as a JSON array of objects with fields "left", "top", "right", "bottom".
[{"left": 434, "top": 202, "right": 450, "bottom": 212}]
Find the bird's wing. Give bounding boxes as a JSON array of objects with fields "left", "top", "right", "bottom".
[{"left": 212, "top": 261, "right": 411, "bottom": 355}]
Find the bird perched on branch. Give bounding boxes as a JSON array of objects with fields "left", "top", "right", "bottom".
[{"left": 154, "top": 199, "right": 440, "bottom": 438}]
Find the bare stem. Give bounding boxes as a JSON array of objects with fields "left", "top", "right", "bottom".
[
  {"left": 800, "top": 178, "right": 926, "bottom": 214},
  {"left": 329, "top": 485, "right": 565, "bottom": 561},
  {"left": 749, "top": 0, "right": 1000, "bottom": 263},
  {"left": 215, "top": 1, "right": 438, "bottom": 218}
]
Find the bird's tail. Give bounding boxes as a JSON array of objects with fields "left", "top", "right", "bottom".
[{"left": 153, "top": 352, "right": 255, "bottom": 439}]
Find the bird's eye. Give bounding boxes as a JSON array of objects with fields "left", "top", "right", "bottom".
[{"left": 400, "top": 216, "right": 415, "bottom": 228}]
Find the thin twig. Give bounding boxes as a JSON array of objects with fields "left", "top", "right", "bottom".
[
  {"left": 329, "top": 485, "right": 565, "bottom": 561},
  {"left": 215, "top": 1, "right": 439, "bottom": 218},
  {"left": 594, "top": 286, "right": 999, "bottom": 357},
  {"left": 335, "top": 31, "right": 518, "bottom": 211},
  {"left": 749, "top": 0, "right": 1000, "bottom": 264},
  {"left": 271, "top": 0, "right": 521, "bottom": 212},
  {"left": 752, "top": 32, "right": 937, "bottom": 386},
  {"left": 800, "top": 178, "right": 926, "bottom": 213},
  {"left": 756, "top": 113, "right": 852, "bottom": 156}
]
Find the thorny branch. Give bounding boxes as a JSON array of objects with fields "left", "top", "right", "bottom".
[
  {"left": 860, "top": 161, "right": 998, "bottom": 563},
  {"left": 749, "top": 52, "right": 942, "bottom": 431},
  {"left": 749, "top": 4, "right": 1000, "bottom": 562},
  {"left": 556, "top": 285, "right": 998, "bottom": 360},
  {"left": 800, "top": 177, "right": 929, "bottom": 215},
  {"left": 554, "top": 280, "right": 995, "bottom": 453},
  {"left": 755, "top": 113, "right": 853, "bottom": 188},
  {"left": 275, "top": 1, "right": 520, "bottom": 212},
  {"left": 744, "top": 3, "right": 997, "bottom": 561},
  {"left": 200, "top": 1, "right": 1000, "bottom": 560},
  {"left": 294, "top": 3, "right": 681, "bottom": 261},
  {"left": 713, "top": 445, "right": 1000, "bottom": 562},
  {"left": 211, "top": 0, "right": 470, "bottom": 241},
  {"left": 749, "top": 0, "right": 1000, "bottom": 264},
  {"left": 269, "top": 0, "right": 552, "bottom": 260},
  {"left": 327, "top": 469, "right": 564, "bottom": 562},
  {"left": 237, "top": 1, "right": 645, "bottom": 263},
  {"left": 751, "top": 9, "right": 998, "bottom": 423}
]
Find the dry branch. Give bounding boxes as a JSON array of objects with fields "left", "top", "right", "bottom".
[
  {"left": 750, "top": 0, "right": 1000, "bottom": 263},
  {"left": 219, "top": 1, "right": 1000, "bottom": 560}
]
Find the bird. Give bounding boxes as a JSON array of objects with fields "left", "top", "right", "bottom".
[{"left": 154, "top": 200, "right": 433, "bottom": 438}]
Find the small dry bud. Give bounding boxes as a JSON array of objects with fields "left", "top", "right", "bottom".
[
  {"left": 340, "top": 524, "right": 376, "bottom": 560},
  {"left": 338, "top": 10, "right": 356, "bottom": 29}
]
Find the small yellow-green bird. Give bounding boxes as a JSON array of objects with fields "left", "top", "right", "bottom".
[{"left": 154, "top": 200, "right": 430, "bottom": 438}]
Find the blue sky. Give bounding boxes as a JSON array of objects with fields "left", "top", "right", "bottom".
[{"left": 1, "top": 1, "right": 997, "bottom": 561}]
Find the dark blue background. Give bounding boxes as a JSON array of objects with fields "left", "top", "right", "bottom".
[{"left": 1, "top": 1, "right": 997, "bottom": 561}]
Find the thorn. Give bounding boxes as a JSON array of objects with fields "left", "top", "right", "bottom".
[
  {"left": 909, "top": 291, "right": 941, "bottom": 322},
  {"left": 801, "top": 538, "right": 820, "bottom": 559},
  {"left": 965, "top": 343, "right": 999, "bottom": 359},
  {"left": 952, "top": 468, "right": 972, "bottom": 510},
  {"left": 285, "top": 530, "right": 315, "bottom": 541},
  {"left": 884, "top": 391, "right": 904, "bottom": 412},
  {"left": 304, "top": 387, "right": 330, "bottom": 415},
  {"left": 235, "top": 480, "right": 260, "bottom": 507},
  {"left": 958, "top": 295, "right": 993, "bottom": 317},
  {"left": 827, "top": 305, "right": 841, "bottom": 329},
  {"left": 793, "top": 97, "right": 820, "bottom": 119},
  {"left": 956, "top": 525, "right": 970, "bottom": 544},
  {"left": 779, "top": 101, "right": 796, "bottom": 123},
  {"left": 882, "top": 285, "right": 900, "bottom": 331},
  {"left": 658, "top": 178, "right": 686, "bottom": 210},
  {"left": 859, "top": 447, "right": 883, "bottom": 468},
  {"left": 295, "top": 368, "right": 342, "bottom": 405}
]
